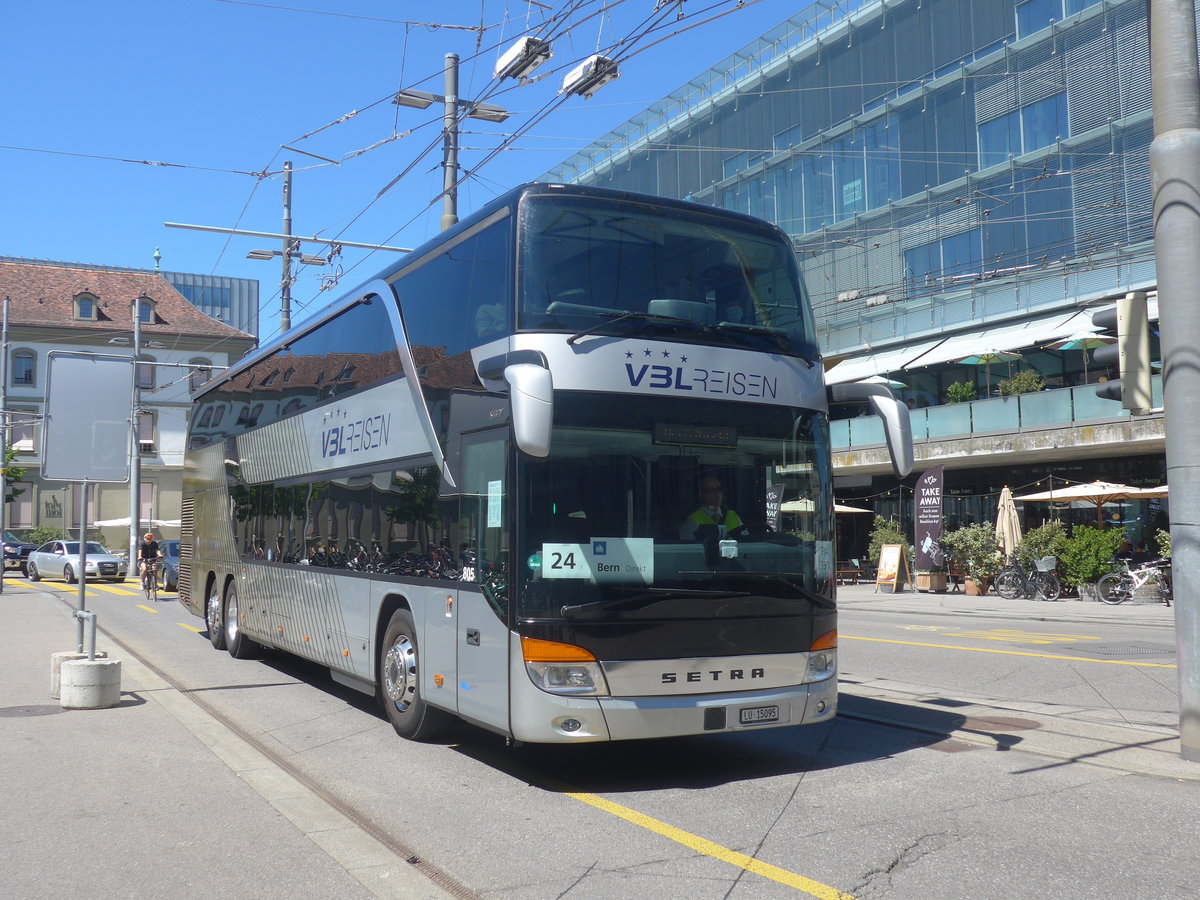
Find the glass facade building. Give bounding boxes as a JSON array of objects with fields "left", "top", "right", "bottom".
[{"left": 543, "top": 0, "right": 1173, "bottom": 551}]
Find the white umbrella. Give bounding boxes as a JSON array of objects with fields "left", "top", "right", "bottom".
[
  {"left": 1013, "top": 480, "right": 1155, "bottom": 525},
  {"left": 994, "top": 486, "right": 1021, "bottom": 561},
  {"left": 780, "top": 500, "right": 873, "bottom": 514}
]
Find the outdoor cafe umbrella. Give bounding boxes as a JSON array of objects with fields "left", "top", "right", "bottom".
[
  {"left": 956, "top": 348, "right": 1022, "bottom": 393},
  {"left": 994, "top": 485, "right": 1022, "bottom": 561},
  {"left": 1044, "top": 331, "right": 1115, "bottom": 384},
  {"left": 780, "top": 500, "right": 874, "bottom": 514},
  {"left": 1012, "top": 480, "right": 1164, "bottom": 525}
]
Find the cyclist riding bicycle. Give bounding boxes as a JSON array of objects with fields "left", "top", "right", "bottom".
[{"left": 138, "top": 532, "right": 163, "bottom": 588}]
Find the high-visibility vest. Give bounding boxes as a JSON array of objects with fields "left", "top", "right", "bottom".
[{"left": 682, "top": 506, "right": 744, "bottom": 539}]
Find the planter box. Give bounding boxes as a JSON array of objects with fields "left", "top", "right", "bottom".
[
  {"left": 916, "top": 572, "right": 948, "bottom": 593},
  {"left": 964, "top": 577, "right": 992, "bottom": 596}
]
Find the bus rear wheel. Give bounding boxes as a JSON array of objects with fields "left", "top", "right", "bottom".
[
  {"left": 380, "top": 609, "right": 447, "bottom": 741},
  {"left": 207, "top": 589, "right": 227, "bottom": 651}
]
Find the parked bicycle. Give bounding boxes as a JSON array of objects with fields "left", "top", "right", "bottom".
[
  {"left": 1096, "top": 557, "right": 1172, "bottom": 606},
  {"left": 995, "top": 555, "right": 1062, "bottom": 601}
]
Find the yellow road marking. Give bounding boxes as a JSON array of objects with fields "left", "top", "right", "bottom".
[
  {"left": 137, "top": 604, "right": 159, "bottom": 614},
  {"left": 844, "top": 635, "right": 1176, "bottom": 668},
  {"left": 938, "top": 628, "right": 1101, "bottom": 645},
  {"left": 177, "top": 623, "right": 203, "bottom": 633},
  {"left": 91, "top": 583, "right": 139, "bottom": 595},
  {"left": 566, "top": 791, "right": 855, "bottom": 899}
]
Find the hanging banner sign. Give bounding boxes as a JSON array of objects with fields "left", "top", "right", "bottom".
[{"left": 914, "top": 464, "right": 945, "bottom": 571}]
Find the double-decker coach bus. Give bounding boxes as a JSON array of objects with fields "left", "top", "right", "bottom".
[{"left": 180, "top": 182, "right": 912, "bottom": 744}]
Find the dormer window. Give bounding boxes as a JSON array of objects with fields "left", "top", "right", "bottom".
[
  {"left": 135, "top": 296, "right": 155, "bottom": 324},
  {"left": 74, "top": 293, "right": 98, "bottom": 321}
]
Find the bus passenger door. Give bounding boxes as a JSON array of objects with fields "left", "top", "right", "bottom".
[{"left": 456, "top": 432, "right": 511, "bottom": 730}]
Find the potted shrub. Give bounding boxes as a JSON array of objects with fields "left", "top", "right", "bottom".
[
  {"left": 1060, "top": 525, "right": 1125, "bottom": 599},
  {"left": 997, "top": 369, "right": 1045, "bottom": 397},
  {"left": 915, "top": 548, "right": 948, "bottom": 593},
  {"left": 1014, "top": 521, "right": 1068, "bottom": 572},
  {"left": 939, "top": 523, "right": 1001, "bottom": 594},
  {"left": 946, "top": 381, "right": 977, "bottom": 404}
]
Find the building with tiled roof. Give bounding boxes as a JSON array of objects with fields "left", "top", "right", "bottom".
[{"left": 0, "top": 260, "right": 257, "bottom": 555}]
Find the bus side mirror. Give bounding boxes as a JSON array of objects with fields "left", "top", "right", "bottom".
[
  {"left": 505, "top": 363, "right": 553, "bottom": 458},
  {"left": 827, "top": 382, "right": 914, "bottom": 478}
]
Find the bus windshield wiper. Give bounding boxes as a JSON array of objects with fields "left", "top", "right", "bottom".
[
  {"left": 717, "top": 322, "right": 817, "bottom": 366},
  {"left": 566, "top": 310, "right": 699, "bottom": 345}
]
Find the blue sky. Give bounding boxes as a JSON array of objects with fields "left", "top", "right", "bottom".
[{"left": 4, "top": 0, "right": 806, "bottom": 337}]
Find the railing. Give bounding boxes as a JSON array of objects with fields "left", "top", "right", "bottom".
[{"left": 831, "top": 375, "right": 1163, "bottom": 450}]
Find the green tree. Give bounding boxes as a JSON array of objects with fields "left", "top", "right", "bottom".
[
  {"left": 997, "top": 369, "right": 1045, "bottom": 397},
  {"left": 946, "top": 381, "right": 977, "bottom": 404},
  {"left": 3, "top": 445, "right": 27, "bottom": 504}
]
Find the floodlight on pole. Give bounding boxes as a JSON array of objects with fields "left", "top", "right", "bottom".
[{"left": 392, "top": 89, "right": 437, "bottom": 110}]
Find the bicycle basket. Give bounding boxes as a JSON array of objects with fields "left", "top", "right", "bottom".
[{"left": 1035, "top": 556, "right": 1057, "bottom": 572}]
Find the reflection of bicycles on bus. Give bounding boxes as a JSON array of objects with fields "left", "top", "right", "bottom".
[
  {"left": 1097, "top": 558, "right": 1172, "bottom": 606},
  {"left": 141, "top": 559, "right": 160, "bottom": 603},
  {"left": 995, "top": 556, "right": 1061, "bottom": 601}
]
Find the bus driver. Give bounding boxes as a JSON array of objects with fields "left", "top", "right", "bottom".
[{"left": 679, "top": 476, "right": 749, "bottom": 540}]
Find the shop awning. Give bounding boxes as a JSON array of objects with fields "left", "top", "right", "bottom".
[
  {"left": 824, "top": 338, "right": 944, "bottom": 385},
  {"left": 901, "top": 309, "right": 1096, "bottom": 371}
]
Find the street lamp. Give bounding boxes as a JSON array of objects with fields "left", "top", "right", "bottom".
[{"left": 392, "top": 53, "right": 511, "bottom": 231}]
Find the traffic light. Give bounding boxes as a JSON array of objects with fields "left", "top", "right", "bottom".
[{"left": 1092, "top": 291, "right": 1152, "bottom": 415}]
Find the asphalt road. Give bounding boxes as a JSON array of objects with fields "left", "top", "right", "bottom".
[{"left": 13, "top": 578, "right": 1200, "bottom": 899}]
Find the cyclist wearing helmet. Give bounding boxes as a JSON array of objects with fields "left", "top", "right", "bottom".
[{"left": 138, "top": 532, "right": 162, "bottom": 583}]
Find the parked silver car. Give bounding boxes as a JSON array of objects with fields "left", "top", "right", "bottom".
[{"left": 26, "top": 540, "right": 128, "bottom": 583}]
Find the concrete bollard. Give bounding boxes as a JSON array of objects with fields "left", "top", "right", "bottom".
[
  {"left": 51, "top": 650, "right": 108, "bottom": 699},
  {"left": 59, "top": 658, "right": 122, "bottom": 709}
]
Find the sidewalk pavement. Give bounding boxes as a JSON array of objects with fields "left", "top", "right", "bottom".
[
  {"left": 0, "top": 583, "right": 449, "bottom": 899},
  {"left": 835, "top": 579, "right": 1176, "bottom": 627}
]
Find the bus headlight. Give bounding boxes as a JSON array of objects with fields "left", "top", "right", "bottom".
[
  {"left": 803, "top": 629, "right": 837, "bottom": 683},
  {"left": 803, "top": 650, "right": 837, "bottom": 682},
  {"left": 521, "top": 636, "right": 610, "bottom": 696}
]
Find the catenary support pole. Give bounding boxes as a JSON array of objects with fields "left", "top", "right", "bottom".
[
  {"left": 442, "top": 53, "right": 460, "bottom": 232},
  {"left": 128, "top": 298, "right": 142, "bottom": 568},
  {"left": 281, "top": 160, "right": 293, "bottom": 334},
  {"left": 0, "top": 297, "right": 8, "bottom": 596},
  {"left": 1150, "top": 0, "right": 1200, "bottom": 762}
]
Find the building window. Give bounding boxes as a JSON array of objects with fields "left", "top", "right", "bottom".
[
  {"left": 978, "top": 93, "right": 1067, "bottom": 169},
  {"left": 188, "top": 358, "right": 212, "bottom": 392},
  {"left": 136, "top": 296, "right": 155, "bottom": 324},
  {"left": 138, "top": 412, "right": 156, "bottom": 454},
  {"left": 11, "top": 349, "right": 35, "bottom": 387},
  {"left": 136, "top": 355, "right": 156, "bottom": 391},
  {"left": 74, "top": 293, "right": 99, "bottom": 321},
  {"left": 9, "top": 408, "right": 37, "bottom": 453},
  {"left": 8, "top": 482, "right": 33, "bottom": 527},
  {"left": 1016, "top": 0, "right": 1060, "bottom": 40},
  {"left": 904, "top": 229, "right": 983, "bottom": 289}
]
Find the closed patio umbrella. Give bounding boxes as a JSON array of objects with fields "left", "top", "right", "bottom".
[{"left": 994, "top": 486, "right": 1021, "bottom": 561}]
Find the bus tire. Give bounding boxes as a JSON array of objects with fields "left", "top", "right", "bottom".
[
  {"left": 224, "top": 584, "right": 259, "bottom": 659},
  {"left": 207, "top": 588, "right": 228, "bottom": 650},
  {"left": 380, "top": 609, "right": 447, "bottom": 741}
]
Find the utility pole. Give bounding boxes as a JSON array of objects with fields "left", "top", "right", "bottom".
[
  {"left": 281, "top": 160, "right": 293, "bottom": 334},
  {"left": 1149, "top": 0, "right": 1200, "bottom": 762},
  {"left": 128, "top": 297, "right": 142, "bottom": 568},
  {"left": 442, "top": 53, "right": 460, "bottom": 231},
  {"left": 0, "top": 297, "right": 8, "bottom": 596}
]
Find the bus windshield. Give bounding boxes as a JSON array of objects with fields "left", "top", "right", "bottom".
[
  {"left": 514, "top": 394, "right": 833, "bottom": 622},
  {"left": 519, "top": 195, "right": 818, "bottom": 360}
]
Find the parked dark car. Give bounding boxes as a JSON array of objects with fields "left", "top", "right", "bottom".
[
  {"left": 158, "top": 539, "right": 180, "bottom": 592},
  {"left": 3, "top": 530, "right": 37, "bottom": 575}
]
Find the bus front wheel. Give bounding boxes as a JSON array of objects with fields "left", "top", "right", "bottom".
[{"left": 380, "top": 609, "right": 447, "bottom": 741}]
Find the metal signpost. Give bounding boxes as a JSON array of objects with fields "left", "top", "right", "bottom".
[{"left": 41, "top": 352, "right": 134, "bottom": 657}]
